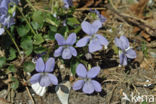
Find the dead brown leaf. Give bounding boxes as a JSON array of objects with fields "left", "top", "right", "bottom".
[
  {"left": 130, "top": 0, "right": 149, "bottom": 18},
  {"left": 82, "top": 0, "right": 94, "bottom": 8},
  {"left": 130, "top": 0, "right": 152, "bottom": 41}
]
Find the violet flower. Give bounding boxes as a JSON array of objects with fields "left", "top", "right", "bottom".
[
  {"left": 73, "top": 64, "right": 102, "bottom": 94},
  {"left": 0, "top": 0, "right": 9, "bottom": 16},
  {"left": 76, "top": 20, "right": 109, "bottom": 53},
  {"left": 1, "top": 15, "right": 15, "bottom": 28},
  {"left": 115, "top": 35, "right": 136, "bottom": 66},
  {"left": 0, "top": 0, "right": 18, "bottom": 35},
  {"left": 94, "top": 9, "right": 106, "bottom": 23},
  {"left": 63, "top": 0, "right": 72, "bottom": 8},
  {"left": 54, "top": 33, "right": 77, "bottom": 59},
  {"left": 30, "top": 57, "right": 58, "bottom": 87}
]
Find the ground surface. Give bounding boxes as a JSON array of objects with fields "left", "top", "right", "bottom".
[{"left": 0, "top": 0, "right": 156, "bottom": 104}]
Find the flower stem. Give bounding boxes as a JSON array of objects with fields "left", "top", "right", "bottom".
[
  {"left": 6, "top": 30, "right": 22, "bottom": 57},
  {"left": 17, "top": 7, "right": 37, "bottom": 36}
]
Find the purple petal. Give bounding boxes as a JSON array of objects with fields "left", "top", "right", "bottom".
[
  {"left": 76, "top": 36, "right": 91, "bottom": 47},
  {"left": 99, "top": 15, "right": 106, "bottom": 23},
  {"left": 36, "top": 57, "right": 45, "bottom": 72},
  {"left": 30, "top": 73, "right": 41, "bottom": 84},
  {"left": 81, "top": 21, "right": 100, "bottom": 35},
  {"left": 0, "top": 28, "right": 4, "bottom": 35},
  {"left": 119, "top": 52, "right": 127, "bottom": 66},
  {"left": 62, "top": 47, "right": 72, "bottom": 59},
  {"left": 92, "top": 20, "right": 102, "bottom": 29},
  {"left": 47, "top": 73, "right": 58, "bottom": 85},
  {"left": 126, "top": 48, "right": 136, "bottom": 59},
  {"left": 55, "top": 33, "right": 65, "bottom": 45},
  {"left": 39, "top": 75, "right": 51, "bottom": 87},
  {"left": 120, "top": 36, "right": 129, "bottom": 49},
  {"left": 87, "top": 66, "right": 100, "bottom": 78},
  {"left": 89, "top": 38, "right": 102, "bottom": 53},
  {"left": 115, "top": 37, "right": 123, "bottom": 50},
  {"left": 66, "top": 33, "right": 76, "bottom": 45},
  {"left": 69, "top": 46, "right": 77, "bottom": 56},
  {"left": 54, "top": 46, "right": 63, "bottom": 57},
  {"left": 72, "top": 80, "right": 84, "bottom": 90},
  {"left": 2, "top": 16, "right": 15, "bottom": 28},
  {"left": 95, "top": 9, "right": 100, "bottom": 16},
  {"left": 45, "top": 57, "right": 55, "bottom": 72},
  {"left": 0, "top": 0, "right": 9, "bottom": 15},
  {"left": 82, "top": 81, "right": 94, "bottom": 94},
  {"left": 64, "top": 0, "right": 69, "bottom": 8},
  {"left": 76, "top": 64, "right": 87, "bottom": 78},
  {"left": 63, "top": 0, "right": 72, "bottom": 8},
  {"left": 81, "top": 21, "right": 92, "bottom": 35},
  {"left": 95, "top": 34, "right": 109, "bottom": 46},
  {"left": 91, "top": 80, "right": 102, "bottom": 92}
]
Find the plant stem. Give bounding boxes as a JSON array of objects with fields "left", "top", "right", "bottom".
[
  {"left": 25, "top": 0, "right": 36, "bottom": 11},
  {"left": 6, "top": 30, "right": 22, "bottom": 57},
  {"left": 51, "top": 0, "right": 54, "bottom": 14},
  {"left": 17, "top": 7, "right": 37, "bottom": 36}
]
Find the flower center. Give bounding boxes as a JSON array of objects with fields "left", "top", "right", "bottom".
[
  {"left": 84, "top": 78, "right": 91, "bottom": 82},
  {"left": 41, "top": 72, "right": 48, "bottom": 76}
]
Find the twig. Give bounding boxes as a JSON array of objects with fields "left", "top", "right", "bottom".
[
  {"left": 102, "top": 79, "right": 118, "bottom": 83},
  {"left": 26, "top": 86, "right": 35, "bottom": 104},
  {"left": 23, "top": 79, "right": 34, "bottom": 104},
  {"left": 107, "top": 2, "right": 156, "bottom": 37},
  {"left": 76, "top": 8, "right": 106, "bottom": 11},
  {"left": 132, "top": 84, "right": 139, "bottom": 94},
  {"left": 108, "top": 85, "right": 117, "bottom": 104}
]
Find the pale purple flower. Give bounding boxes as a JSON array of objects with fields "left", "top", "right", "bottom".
[
  {"left": 94, "top": 9, "right": 107, "bottom": 23},
  {"left": 72, "top": 64, "right": 102, "bottom": 94},
  {"left": 1, "top": 15, "right": 15, "bottom": 28},
  {"left": 30, "top": 57, "right": 58, "bottom": 87},
  {"left": 76, "top": 20, "right": 109, "bottom": 53},
  {"left": 63, "top": 0, "right": 72, "bottom": 8},
  {"left": 0, "top": 0, "right": 9, "bottom": 16},
  {"left": 115, "top": 35, "right": 137, "bottom": 66},
  {"left": 0, "top": 0, "right": 17, "bottom": 33},
  {"left": 54, "top": 33, "right": 77, "bottom": 59}
]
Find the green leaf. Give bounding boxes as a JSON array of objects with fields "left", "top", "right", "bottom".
[
  {"left": 8, "top": 48, "right": 16, "bottom": 60},
  {"left": 70, "top": 60, "right": 80, "bottom": 75},
  {"left": 67, "top": 17, "right": 80, "bottom": 26},
  {"left": 141, "top": 101, "right": 147, "bottom": 104},
  {"left": 31, "top": 21, "right": 42, "bottom": 30},
  {"left": 49, "top": 26, "right": 57, "bottom": 32},
  {"left": 45, "top": 16, "right": 60, "bottom": 27},
  {"left": 112, "top": 45, "right": 119, "bottom": 55},
  {"left": 32, "top": 11, "right": 44, "bottom": 25},
  {"left": 47, "top": 31, "right": 55, "bottom": 40},
  {"left": 33, "top": 34, "right": 44, "bottom": 45},
  {"left": 17, "top": 25, "right": 30, "bottom": 37},
  {"left": 58, "top": 26, "right": 67, "bottom": 35},
  {"left": 23, "top": 61, "right": 35, "bottom": 72},
  {"left": 20, "top": 36, "right": 33, "bottom": 56},
  {"left": 73, "top": 26, "right": 81, "bottom": 33},
  {"left": 11, "top": 77, "right": 19, "bottom": 90},
  {"left": 34, "top": 46, "right": 47, "bottom": 54},
  {"left": 8, "top": 64, "right": 16, "bottom": 72},
  {"left": 0, "top": 57, "right": 6, "bottom": 68}
]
